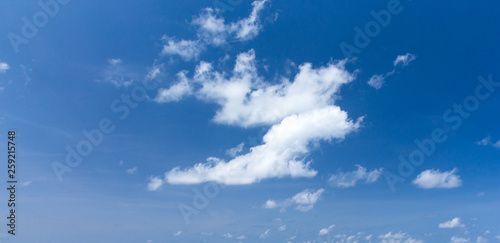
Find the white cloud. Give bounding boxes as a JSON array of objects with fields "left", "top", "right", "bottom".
[
  {"left": 0, "top": 62, "right": 10, "bottom": 73},
  {"left": 126, "top": 167, "right": 138, "bottom": 174},
  {"left": 493, "top": 141, "right": 500, "bottom": 149},
  {"left": 108, "top": 58, "right": 122, "bottom": 65},
  {"left": 378, "top": 232, "right": 423, "bottom": 243},
  {"left": 146, "top": 63, "right": 165, "bottom": 81},
  {"left": 368, "top": 74, "right": 385, "bottom": 90},
  {"left": 155, "top": 71, "right": 193, "bottom": 103},
  {"left": 413, "top": 168, "right": 462, "bottom": 189},
  {"left": 230, "top": 0, "right": 269, "bottom": 41},
  {"left": 450, "top": 236, "right": 470, "bottom": 243},
  {"left": 263, "top": 188, "right": 324, "bottom": 212},
  {"left": 328, "top": 164, "right": 383, "bottom": 188},
  {"left": 174, "top": 231, "right": 182, "bottom": 236},
  {"left": 476, "top": 136, "right": 491, "bottom": 146},
  {"left": 161, "top": 36, "right": 204, "bottom": 61},
  {"left": 439, "top": 217, "right": 465, "bottom": 229},
  {"left": 156, "top": 50, "right": 357, "bottom": 127},
  {"left": 226, "top": 143, "right": 245, "bottom": 157},
  {"left": 394, "top": 53, "right": 417, "bottom": 67},
  {"left": 192, "top": 8, "right": 229, "bottom": 46},
  {"left": 193, "top": 51, "right": 356, "bottom": 127},
  {"left": 260, "top": 229, "right": 270, "bottom": 238},
  {"left": 222, "top": 233, "right": 233, "bottom": 238},
  {"left": 236, "top": 235, "right": 245, "bottom": 239},
  {"left": 367, "top": 69, "right": 395, "bottom": 90},
  {"left": 263, "top": 199, "right": 278, "bottom": 209},
  {"left": 379, "top": 232, "right": 407, "bottom": 240},
  {"left": 20, "top": 181, "right": 32, "bottom": 187},
  {"left": 369, "top": 53, "right": 415, "bottom": 89},
  {"left": 291, "top": 188, "right": 324, "bottom": 211},
  {"left": 100, "top": 58, "right": 136, "bottom": 87},
  {"left": 476, "top": 136, "right": 500, "bottom": 149},
  {"left": 319, "top": 224, "right": 335, "bottom": 236},
  {"left": 162, "top": 0, "right": 271, "bottom": 60},
  {"left": 279, "top": 225, "right": 286, "bottom": 231},
  {"left": 152, "top": 50, "right": 361, "bottom": 185},
  {"left": 476, "top": 236, "right": 488, "bottom": 243},
  {"left": 147, "top": 176, "right": 164, "bottom": 191}
]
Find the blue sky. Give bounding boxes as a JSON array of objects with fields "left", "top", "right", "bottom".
[{"left": 0, "top": 0, "right": 499, "bottom": 242}]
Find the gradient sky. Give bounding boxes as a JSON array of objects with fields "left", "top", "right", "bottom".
[{"left": 0, "top": 0, "right": 499, "bottom": 242}]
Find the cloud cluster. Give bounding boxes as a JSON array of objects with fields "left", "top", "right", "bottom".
[
  {"left": 263, "top": 188, "right": 324, "bottom": 212},
  {"left": 328, "top": 164, "right": 383, "bottom": 188},
  {"left": 378, "top": 232, "right": 423, "bottom": 243},
  {"left": 161, "top": 0, "right": 270, "bottom": 61},
  {"left": 148, "top": 49, "right": 361, "bottom": 186},
  {"left": 450, "top": 236, "right": 470, "bottom": 243},
  {"left": 412, "top": 168, "right": 462, "bottom": 189}
]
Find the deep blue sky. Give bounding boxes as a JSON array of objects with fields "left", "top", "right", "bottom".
[{"left": 0, "top": 0, "right": 499, "bottom": 242}]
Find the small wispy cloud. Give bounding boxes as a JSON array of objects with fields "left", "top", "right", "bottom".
[
  {"left": 108, "top": 58, "right": 122, "bottom": 65},
  {"left": 260, "top": 229, "right": 270, "bottom": 238},
  {"left": 263, "top": 188, "right": 324, "bottom": 212},
  {"left": 328, "top": 165, "right": 383, "bottom": 188},
  {"left": 450, "top": 236, "right": 470, "bottom": 243},
  {"left": 21, "top": 181, "right": 33, "bottom": 187},
  {"left": 147, "top": 176, "right": 164, "bottom": 191},
  {"left": 99, "top": 58, "right": 137, "bottom": 87},
  {"left": 226, "top": 143, "right": 245, "bottom": 157},
  {"left": 368, "top": 53, "right": 416, "bottom": 89},
  {"left": 154, "top": 71, "right": 192, "bottom": 103},
  {"left": 161, "top": 37, "right": 204, "bottom": 61},
  {"left": 413, "top": 168, "right": 462, "bottom": 189},
  {"left": 0, "top": 62, "right": 10, "bottom": 73},
  {"left": 126, "top": 167, "right": 138, "bottom": 175},
  {"left": 394, "top": 53, "right": 417, "bottom": 67},
  {"left": 476, "top": 136, "right": 500, "bottom": 149},
  {"left": 319, "top": 224, "right": 335, "bottom": 236},
  {"left": 439, "top": 217, "right": 465, "bottom": 228},
  {"left": 476, "top": 136, "right": 491, "bottom": 146},
  {"left": 368, "top": 74, "right": 386, "bottom": 90},
  {"left": 476, "top": 236, "right": 488, "bottom": 243}
]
